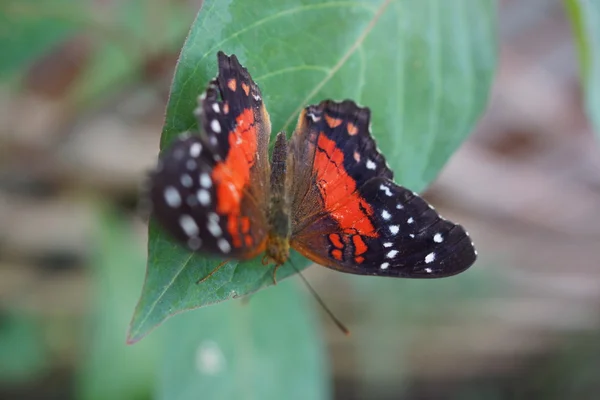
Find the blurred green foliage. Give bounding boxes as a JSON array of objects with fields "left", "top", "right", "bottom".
[
  {"left": 0, "top": 0, "right": 79, "bottom": 79},
  {"left": 565, "top": 0, "right": 600, "bottom": 140},
  {"left": 0, "top": 313, "right": 47, "bottom": 383},
  {"left": 77, "top": 211, "right": 161, "bottom": 400}
]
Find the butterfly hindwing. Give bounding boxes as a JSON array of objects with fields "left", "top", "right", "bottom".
[
  {"left": 289, "top": 100, "right": 477, "bottom": 278},
  {"left": 149, "top": 52, "right": 271, "bottom": 258}
]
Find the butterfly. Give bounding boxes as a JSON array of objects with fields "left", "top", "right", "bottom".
[{"left": 148, "top": 52, "right": 477, "bottom": 281}]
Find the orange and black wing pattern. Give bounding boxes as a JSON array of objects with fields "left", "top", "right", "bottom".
[
  {"left": 149, "top": 52, "right": 271, "bottom": 258},
  {"left": 288, "top": 100, "right": 477, "bottom": 278}
]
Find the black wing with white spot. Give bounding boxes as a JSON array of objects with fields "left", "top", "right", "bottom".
[
  {"left": 148, "top": 52, "right": 271, "bottom": 259},
  {"left": 345, "top": 177, "right": 476, "bottom": 278}
]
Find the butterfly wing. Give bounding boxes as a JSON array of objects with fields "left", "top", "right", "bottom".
[
  {"left": 149, "top": 52, "right": 271, "bottom": 259},
  {"left": 288, "top": 100, "right": 476, "bottom": 278}
]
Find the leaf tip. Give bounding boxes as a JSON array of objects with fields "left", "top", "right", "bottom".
[{"left": 125, "top": 325, "right": 144, "bottom": 345}]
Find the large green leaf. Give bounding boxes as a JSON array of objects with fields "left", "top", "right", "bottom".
[
  {"left": 129, "top": 0, "right": 497, "bottom": 342},
  {"left": 565, "top": 0, "right": 600, "bottom": 139},
  {"left": 158, "top": 279, "right": 330, "bottom": 400}
]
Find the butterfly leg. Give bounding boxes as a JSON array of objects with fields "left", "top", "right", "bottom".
[
  {"left": 271, "top": 263, "right": 283, "bottom": 285},
  {"left": 196, "top": 260, "right": 229, "bottom": 284}
]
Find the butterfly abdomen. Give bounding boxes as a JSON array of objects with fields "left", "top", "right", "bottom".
[{"left": 266, "top": 132, "right": 292, "bottom": 265}]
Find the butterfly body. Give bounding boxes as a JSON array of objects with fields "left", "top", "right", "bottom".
[
  {"left": 149, "top": 52, "right": 477, "bottom": 280},
  {"left": 265, "top": 132, "right": 292, "bottom": 266}
]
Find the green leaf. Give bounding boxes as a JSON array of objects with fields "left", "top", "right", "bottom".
[
  {"left": 130, "top": 0, "right": 497, "bottom": 342},
  {"left": 565, "top": 0, "right": 600, "bottom": 138},
  {"left": 158, "top": 279, "right": 330, "bottom": 400},
  {"left": 77, "top": 210, "right": 160, "bottom": 400}
]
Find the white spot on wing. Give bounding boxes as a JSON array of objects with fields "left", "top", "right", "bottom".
[
  {"left": 190, "top": 143, "right": 202, "bottom": 157},
  {"left": 386, "top": 250, "right": 398, "bottom": 258},
  {"left": 212, "top": 103, "right": 220, "bottom": 113},
  {"left": 179, "top": 215, "right": 198, "bottom": 237},
  {"left": 379, "top": 184, "right": 392, "bottom": 197},
  {"left": 383, "top": 242, "right": 393, "bottom": 248},
  {"left": 389, "top": 225, "right": 399, "bottom": 235},
  {"left": 218, "top": 239, "right": 231, "bottom": 253},
  {"left": 425, "top": 252, "right": 435, "bottom": 264},
  {"left": 307, "top": 111, "right": 321, "bottom": 122},
  {"left": 197, "top": 189, "right": 211, "bottom": 206},
  {"left": 425, "top": 267, "right": 432, "bottom": 273},
  {"left": 366, "top": 159, "right": 376, "bottom": 170},
  {"left": 164, "top": 186, "right": 181, "bottom": 207},
  {"left": 409, "top": 234, "right": 415, "bottom": 238},
  {"left": 396, "top": 204, "right": 404, "bottom": 209},
  {"left": 211, "top": 119, "right": 221, "bottom": 133},
  {"left": 207, "top": 218, "right": 222, "bottom": 237},
  {"left": 208, "top": 212, "right": 219, "bottom": 222},
  {"left": 433, "top": 233, "right": 443, "bottom": 243},
  {"left": 381, "top": 210, "right": 391, "bottom": 220},
  {"left": 181, "top": 174, "right": 193, "bottom": 188},
  {"left": 380, "top": 262, "right": 389, "bottom": 270},
  {"left": 407, "top": 217, "right": 414, "bottom": 224},
  {"left": 200, "top": 173, "right": 212, "bottom": 188}
]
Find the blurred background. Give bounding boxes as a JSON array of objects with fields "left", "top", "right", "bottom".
[{"left": 2, "top": 0, "right": 600, "bottom": 399}]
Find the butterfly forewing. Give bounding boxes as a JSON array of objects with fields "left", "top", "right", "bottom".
[
  {"left": 289, "top": 100, "right": 477, "bottom": 278},
  {"left": 149, "top": 52, "right": 271, "bottom": 259}
]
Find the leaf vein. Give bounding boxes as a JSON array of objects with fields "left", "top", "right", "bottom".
[
  {"left": 132, "top": 252, "right": 194, "bottom": 336},
  {"left": 281, "top": 0, "right": 393, "bottom": 131}
]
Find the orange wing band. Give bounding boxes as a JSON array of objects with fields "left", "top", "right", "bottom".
[
  {"left": 314, "top": 134, "right": 378, "bottom": 238},
  {"left": 212, "top": 108, "right": 257, "bottom": 247}
]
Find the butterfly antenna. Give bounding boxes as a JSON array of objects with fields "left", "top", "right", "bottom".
[{"left": 288, "top": 258, "right": 350, "bottom": 336}]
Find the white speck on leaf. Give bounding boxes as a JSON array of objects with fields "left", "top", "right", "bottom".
[{"left": 196, "top": 340, "right": 226, "bottom": 375}]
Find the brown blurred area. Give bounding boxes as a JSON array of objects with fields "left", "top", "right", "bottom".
[{"left": 1, "top": 0, "right": 600, "bottom": 399}]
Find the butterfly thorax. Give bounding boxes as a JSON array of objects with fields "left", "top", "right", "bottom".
[{"left": 265, "top": 132, "right": 291, "bottom": 265}]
